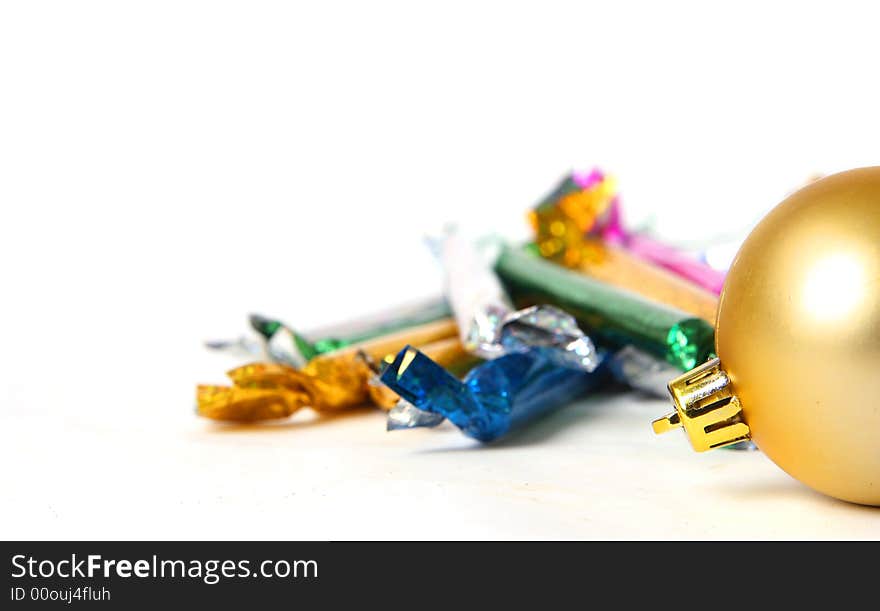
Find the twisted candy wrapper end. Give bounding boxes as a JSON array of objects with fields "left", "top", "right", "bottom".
[
  {"left": 440, "top": 229, "right": 511, "bottom": 360},
  {"left": 534, "top": 170, "right": 727, "bottom": 296},
  {"left": 386, "top": 401, "right": 447, "bottom": 431},
  {"left": 498, "top": 304, "right": 599, "bottom": 372},
  {"left": 197, "top": 322, "right": 467, "bottom": 423},
  {"left": 440, "top": 230, "right": 599, "bottom": 371},
  {"left": 196, "top": 383, "right": 309, "bottom": 422},
  {"left": 196, "top": 359, "right": 372, "bottom": 422},
  {"left": 380, "top": 344, "right": 609, "bottom": 442}
]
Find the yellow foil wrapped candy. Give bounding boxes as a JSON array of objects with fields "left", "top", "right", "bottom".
[
  {"left": 571, "top": 239, "right": 718, "bottom": 325},
  {"left": 530, "top": 172, "right": 718, "bottom": 325},
  {"left": 197, "top": 319, "right": 467, "bottom": 422}
]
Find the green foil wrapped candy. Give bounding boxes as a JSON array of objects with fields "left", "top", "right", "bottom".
[{"left": 494, "top": 246, "right": 715, "bottom": 371}]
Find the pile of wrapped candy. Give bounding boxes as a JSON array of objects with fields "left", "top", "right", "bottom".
[{"left": 197, "top": 169, "right": 741, "bottom": 444}]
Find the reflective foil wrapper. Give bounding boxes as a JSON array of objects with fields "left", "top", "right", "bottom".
[
  {"left": 380, "top": 345, "right": 611, "bottom": 442},
  {"left": 607, "top": 345, "right": 682, "bottom": 398},
  {"left": 531, "top": 171, "right": 726, "bottom": 307},
  {"left": 529, "top": 169, "right": 618, "bottom": 267},
  {"left": 588, "top": 186, "right": 727, "bottom": 296},
  {"left": 495, "top": 246, "right": 716, "bottom": 372},
  {"left": 197, "top": 319, "right": 469, "bottom": 422},
  {"left": 441, "top": 231, "right": 510, "bottom": 359},
  {"left": 210, "top": 297, "right": 452, "bottom": 368},
  {"left": 384, "top": 232, "right": 602, "bottom": 432},
  {"left": 441, "top": 230, "right": 599, "bottom": 371},
  {"left": 606, "top": 232, "right": 726, "bottom": 296},
  {"left": 566, "top": 238, "right": 718, "bottom": 325}
]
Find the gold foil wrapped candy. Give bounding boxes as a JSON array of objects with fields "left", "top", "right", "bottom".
[
  {"left": 530, "top": 173, "right": 718, "bottom": 325},
  {"left": 197, "top": 319, "right": 468, "bottom": 422},
  {"left": 570, "top": 239, "right": 718, "bottom": 325}
]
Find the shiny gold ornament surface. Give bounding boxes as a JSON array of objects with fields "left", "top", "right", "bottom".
[{"left": 654, "top": 167, "right": 880, "bottom": 506}]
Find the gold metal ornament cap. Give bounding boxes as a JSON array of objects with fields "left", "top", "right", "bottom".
[
  {"left": 655, "top": 167, "right": 880, "bottom": 506},
  {"left": 653, "top": 358, "right": 750, "bottom": 452}
]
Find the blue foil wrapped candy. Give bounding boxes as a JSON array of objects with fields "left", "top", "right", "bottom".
[{"left": 380, "top": 345, "right": 611, "bottom": 442}]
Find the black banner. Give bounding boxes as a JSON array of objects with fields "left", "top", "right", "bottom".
[{"left": 0, "top": 541, "right": 869, "bottom": 608}]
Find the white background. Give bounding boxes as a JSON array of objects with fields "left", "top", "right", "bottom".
[{"left": 2, "top": 1, "right": 879, "bottom": 539}]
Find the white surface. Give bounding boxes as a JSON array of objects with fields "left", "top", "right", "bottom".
[
  {"left": 2, "top": 1, "right": 880, "bottom": 539},
  {"left": 4, "top": 386, "right": 879, "bottom": 540}
]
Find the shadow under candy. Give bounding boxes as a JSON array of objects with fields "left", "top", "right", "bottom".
[{"left": 202, "top": 405, "right": 377, "bottom": 434}]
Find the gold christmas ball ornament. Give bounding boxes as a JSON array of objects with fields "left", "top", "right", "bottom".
[{"left": 653, "top": 167, "right": 880, "bottom": 506}]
